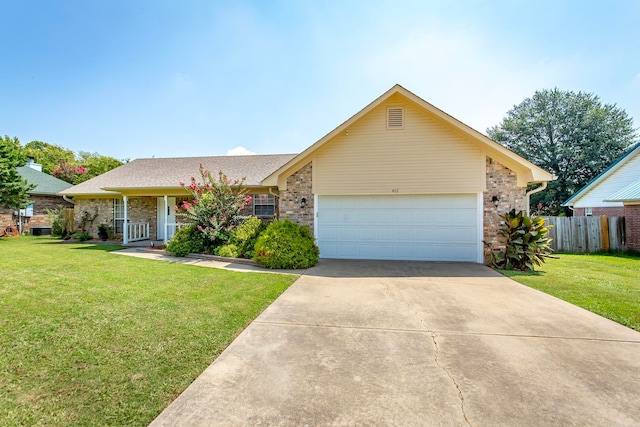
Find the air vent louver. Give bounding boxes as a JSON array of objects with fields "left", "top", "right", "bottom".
[{"left": 387, "top": 107, "right": 404, "bottom": 129}]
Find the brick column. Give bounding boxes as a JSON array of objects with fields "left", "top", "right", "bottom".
[
  {"left": 278, "top": 162, "right": 314, "bottom": 230},
  {"left": 624, "top": 205, "right": 640, "bottom": 251}
]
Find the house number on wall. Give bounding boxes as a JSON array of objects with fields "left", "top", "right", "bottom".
[{"left": 391, "top": 188, "right": 399, "bottom": 193}]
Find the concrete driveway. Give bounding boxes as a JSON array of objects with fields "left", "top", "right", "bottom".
[{"left": 150, "top": 260, "right": 640, "bottom": 426}]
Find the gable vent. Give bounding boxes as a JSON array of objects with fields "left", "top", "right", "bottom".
[{"left": 387, "top": 107, "right": 404, "bottom": 129}]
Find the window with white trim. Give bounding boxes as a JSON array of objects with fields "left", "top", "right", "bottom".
[
  {"left": 114, "top": 199, "right": 125, "bottom": 233},
  {"left": 585, "top": 207, "right": 593, "bottom": 216},
  {"left": 254, "top": 194, "right": 275, "bottom": 217}
]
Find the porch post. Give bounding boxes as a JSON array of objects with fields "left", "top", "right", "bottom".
[
  {"left": 164, "top": 195, "right": 169, "bottom": 244},
  {"left": 123, "top": 196, "right": 129, "bottom": 244}
]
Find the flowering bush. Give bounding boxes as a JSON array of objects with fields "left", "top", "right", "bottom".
[
  {"left": 176, "top": 164, "right": 252, "bottom": 247},
  {"left": 52, "top": 160, "right": 88, "bottom": 184}
]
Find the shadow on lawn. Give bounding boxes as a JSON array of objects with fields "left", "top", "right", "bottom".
[
  {"left": 37, "top": 239, "right": 124, "bottom": 252},
  {"left": 71, "top": 244, "right": 125, "bottom": 252}
]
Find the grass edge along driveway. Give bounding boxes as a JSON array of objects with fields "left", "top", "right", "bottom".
[
  {"left": 0, "top": 237, "right": 298, "bottom": 426},
  {"left": 502, "top": 252, "right": 640, "bottom": 331}
]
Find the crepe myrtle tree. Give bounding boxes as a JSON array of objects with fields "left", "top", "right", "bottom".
[{"left": 175, "top": 164, "right": 252, "bottom": 247}]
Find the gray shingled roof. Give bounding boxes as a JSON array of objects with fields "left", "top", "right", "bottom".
[
  {"left": 18, "top": 166, "right": 73, "bottom": 196},
  {"left": 59, "top": 154, "right": 297, "bottom": 196}
]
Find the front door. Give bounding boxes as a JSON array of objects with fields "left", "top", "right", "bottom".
[{"left": 157, "top": 197, "right": 176, "bottom": 240}]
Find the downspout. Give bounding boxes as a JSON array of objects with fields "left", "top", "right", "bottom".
[
  {"left": 63, "top": 195, "right": 75, "bottom": 204},
  {"left": 526, "top": 182, "right": 547, "bottom": 215},
  {"left": 268, "top": 187, "right": 279, "bottom": 197},
  {"left": 268, "top": 187, "right": 280, "bottom": 219}
]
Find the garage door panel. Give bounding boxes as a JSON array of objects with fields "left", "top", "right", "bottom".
[{"left": 317, "top": 195, "right": 478, "bottom": 262}]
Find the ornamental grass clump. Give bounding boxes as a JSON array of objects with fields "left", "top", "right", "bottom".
[
  {"left": 491, "top": 209, "right": 553, "bottom": 271},
  {"left": 253, "top": 219, "right": 319, "bottom": 269},
  {"left": 171, "top": 164, "right": 252, "bottom": 255}
]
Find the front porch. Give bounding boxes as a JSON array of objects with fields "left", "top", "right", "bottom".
[
  {"left": 122, "top": 220, "right": 184, "bottom": 244},
  {"left": 120, "top": 195, "right": 185, "bottom": 244}
]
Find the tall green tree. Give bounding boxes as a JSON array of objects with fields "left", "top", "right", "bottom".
[
  {"left": 487, "top": 89, "right": 637, "bottom": 215},
  {"left": 76, "top": 151, "right": 124, "bottom": 182},
  {"left": 0, "top": 136, "right": 34, "bottom": 209},
  {"left": 24, "top": 141, "right": 124, "bottom": 184},
  {"left": 24, "top": 140, "right": 75, "bottom": 175}
]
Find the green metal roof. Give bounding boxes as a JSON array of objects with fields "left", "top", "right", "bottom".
[
  {"left": 562, "top": 142, "right": 640, "bottom": 206},
  {"left": 17, "top": 166, "right": 73, "bottom": 196},
  {"left": 605, "top": 180, "right": 640, "bottom": 203}
]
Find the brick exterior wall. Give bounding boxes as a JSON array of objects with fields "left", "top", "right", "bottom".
[
  {"left": 624, "top": 204, "right": 640, "bottom": 251},
  {"left": 74, "top": 197, "right": 158, "bottom": 238},
  {"left": 573, "top": 206, "right": 625, "bottom": 217},
  {"left": 0, "top": 195, "right": 73, "bottom": 233},
  {"left": 130, "top": 197, "right": 158, "bottom": 239},
  {"left": 73, "top": 199, "right": 115, "bottom": 236},
  {"left": 483, "top": 157, "right": 527, "bottom": 259},
  {"left": 278, "top": 162, "right": 314, "bottom": 230}
]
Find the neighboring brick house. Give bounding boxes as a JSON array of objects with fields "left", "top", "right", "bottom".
[
  {"left": 0, "top": 159, "right": 73, "bottom": 233},
  {"left": 60, "top": 85, "right": 553, "bottom": 263},
  {"left": 563, "top": 143, "right": 640, "bottom": 217},
  {"left": 562, "top": 143, "right": 640, "bottom": 251},
  {"left": 605, "top": 182, "right": 640, "bottom": 251}
]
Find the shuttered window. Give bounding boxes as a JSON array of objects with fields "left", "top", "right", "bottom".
[{"left": 387, "top": 107, "right": 404, "bottom": 129}]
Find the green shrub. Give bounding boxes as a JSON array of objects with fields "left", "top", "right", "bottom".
[
  {"left": 253, "top": 219, "right": 319, "bottom": 269},
  {"left": 490, "top": 209, "right": 553, "bottom": 271},
  {"left": 232, "top": 216, "right": 266, "bottom": 258},
  {"left": 215, "top": 243, "right": 241, "bottom": 258},
  {"left": 215, "top": 217, "right": 266, "bottom": 259},
  {"left": 46, "top": 207, "right": 66, "bottom": 237},
  {"left": 166, "top": 224, "right": 209, "bottom": 257},
  {"left": 71, "top": 231, "right": 93, "bottom": 241}
]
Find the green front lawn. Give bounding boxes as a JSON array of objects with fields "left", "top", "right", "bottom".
[
  {"left": 0, "top": 237, "right": 297, "bottom": 426},
  {"left": 502, "top": 253, "right": 640, "bottom": 331}
]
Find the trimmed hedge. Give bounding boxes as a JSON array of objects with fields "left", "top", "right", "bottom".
[
  {"left": 166, "top": 224, "right": 208, "bottom": 257},
  {"left": 253, "top": 219, "right": 319, "bottom": 269}
]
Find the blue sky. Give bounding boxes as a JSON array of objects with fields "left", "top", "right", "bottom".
[{"left": 2, "top": 0, "right": 639, "bottom": 160}]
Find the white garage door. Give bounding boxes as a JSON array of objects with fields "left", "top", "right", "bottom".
[{"left": 316, "top": 194, "right": 479, "bottom": 262}]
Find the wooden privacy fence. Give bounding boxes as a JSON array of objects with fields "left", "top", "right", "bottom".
[
  {"left": 543, "top": 216, "right": 625, "bottom": 253},
  {"left": 62, "top": 208, "right": 75, "bottom": 234}
]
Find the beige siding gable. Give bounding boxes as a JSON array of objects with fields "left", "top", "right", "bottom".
[{"left": 313, "top": 93, "right": 485, "bottom": 195}]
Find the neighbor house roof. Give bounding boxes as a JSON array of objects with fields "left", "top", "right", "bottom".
[
  {"left": 262, "top": 84, "right": 554, "bottom": 188},
  {"left": 563, "top": 142, "right": 640, "bottom": 207},
  {"left": 605, "top": 180, "right": 640, "bottom": 203},
  {"left": 59, "top": 154, "right": 297, "bottom": 197},
  {"left": 18, "top": 166, "right": 73, "bottom": 196}
]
